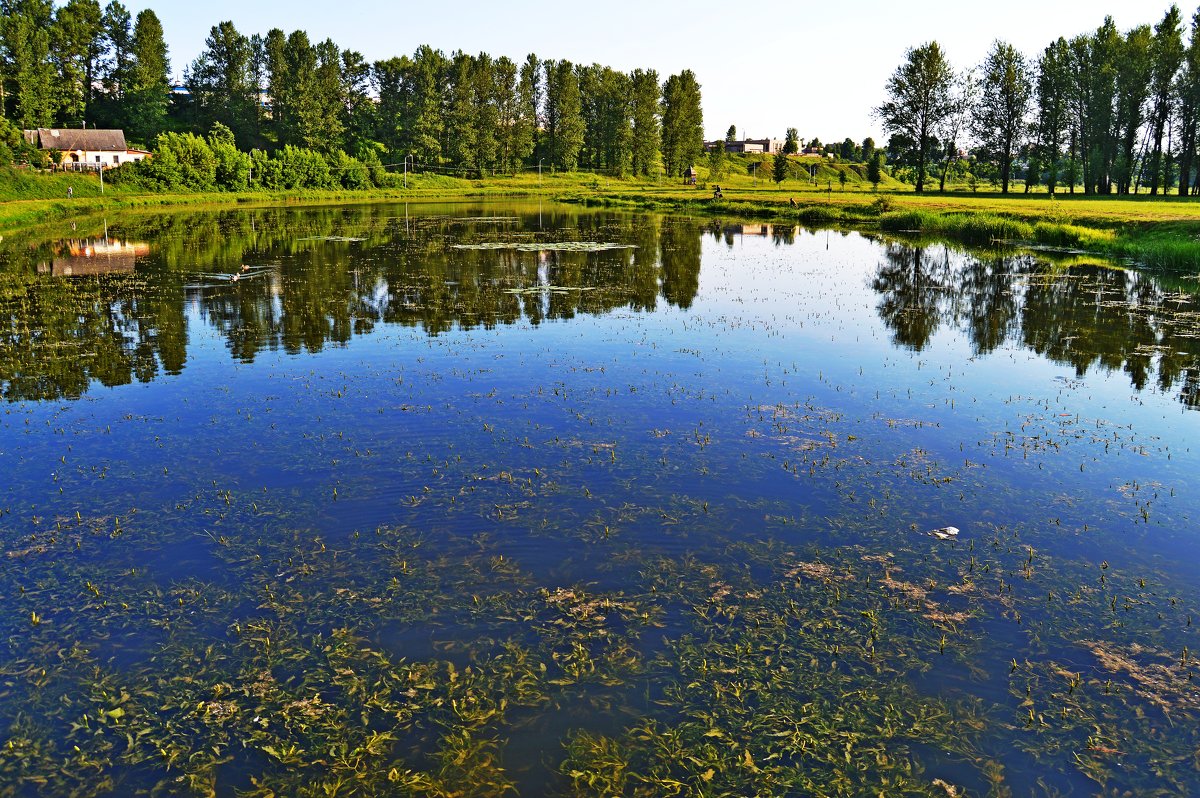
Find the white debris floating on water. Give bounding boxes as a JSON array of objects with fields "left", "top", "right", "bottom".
[{"left": 926, "top": 526, "right": 960, "bottom": 540}]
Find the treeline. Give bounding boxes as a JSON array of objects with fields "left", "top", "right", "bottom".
[
  {"left": 878, "top": 4, "right": 1200, "bottom": 195},
  {"left": 0, "top": 1, "right": 705, "bottom": 180}
]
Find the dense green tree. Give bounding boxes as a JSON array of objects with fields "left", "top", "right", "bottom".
[
  {"left": 1177, "top": 7, "right": 1200, "bottom": 194},
  {"left": 263, "top": 28, "right": 289, "bottom": 143},
  {"left": 153, "top": 130, "right": 217, "bottom": 189},
  {"left": 2, "top": 0, "right": 57, "bottom": 127},
  {"left": 629, "top": 68, "right": 660, "bottom": 176},
  {"left": 936, "top": 68, "right": 974, "bottom": 191},
  {"left": 186, "top": 21, "right": 257, "bottom": 146},
  {"left": 52, "top": 0, "right": 104, "bottom": 125},
  {"left": 876, "top": 41, "right": 955, "bottom": 192},
  {"left": 1111, "top": 25, "right": 1152, "bottom": 193},
  {"left": 1034, "top": 38, "right": 1071, "bottom": 192},
  {"left": 1070, "top": 19, "right": 1119, "bottom": 194},
  {"left": 267, "top": 31, "right": 342, "bottom": 151},
  {"left": 101, "top": 1, "right": 131, "bottom": 95},
  {"left": 784, "top": 127, "right": 799, "bottom": 154},
  {"left": 660, "top": 69, "right": 703, "bottom": 177},
  {"left": 971, "top": 41, "right": 1031, "bottom": 193},
  {"left": 340, "top": 48, "right": 374, "bottom": 156},
  {"left": 443, "top": 50, "right": 477, "bottom": 171},
  {"left": 543, "top": 58, "right": 584, "bottom": 171},
  {"left": 208, "top": 121, "right": 250, "bottom": 189},
  {"left": 707, "top": 140, "right": 726, "bottom": 180},
  {"left": 123, "top": 8, "right": 168, "bottom": 143},
  {"left": 308, "top": 38, "right": 345, "bottom": 151},
  {"left": 725, "top": 124, "right": 736, "bottom": 141},
  {"left": 772, "top": 150, "right": 788, "bottom": 183},
  {"left": 862, "top": 137, "right": 876, "bottom": 163},
  {"left": 370, "top": 56, "right": 405, "bottom": 157},
  {"left": 470, "top": 53, "right": 499, "bottom": 176},
  {"left": 867, "top": 151, "right": 884, "bottom": 189},
  {"left": 517, "top": 54, "right": 540, "bottom": 167},
  {"left": 405, "top": 45, "right": 446, "bottom": 165},
  {"left": 579, "top": 64, "right": 632, "bottom": 175},
  {"left": 1147, "top": 4, "right": 1184, "bottom": 193}
]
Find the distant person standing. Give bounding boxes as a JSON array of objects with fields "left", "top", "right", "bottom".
[{"left": 67, "top": 185, "right": 73, "bottom": 198}]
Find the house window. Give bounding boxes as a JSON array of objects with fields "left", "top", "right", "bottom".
[
  {"left": 94, "top": 155, "right": 101, "bottom": 163},
  {"left": 113, "top": 155, "right": 120, "bottom": 164}
]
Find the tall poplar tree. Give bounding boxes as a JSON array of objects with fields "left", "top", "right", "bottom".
[
  {"left": 1176, "top": 7, "right": 1200, "bottom": 194},
  {"left": 660, "top": 69, "right": 703, "bottom": 177},
  {"left": 876, "top": 41, "right": 954, "bottom": 192},
  {"left": 517, "top": 54, "right": 540, "bottom": 167},
  {"left": 52, "top": 0, "right": 104, "bottom": 125},
  {"left": 124, "top": 8, "right": 168, "bottom": 143},
  {"left": 1111, "top": 25, "right": 1151, "bottom": 194},
  {"left": 1147, "top": 4, "right": 1184, "bottom": 194},
  {"left": 1, "top": 0, "right": 57, "bottom": 127},
  {"left": 543, "top": 59, "right": 583, "bottom": 171},
  {"left": 971, "top": 41, "right": 1032, "bottom": 193},
  {"left": 186, "top": 21, "right": 256, "bottom": 145},
  {"left": 629, "top": 68, "right": 660, "bottom": 176},
  {"left": 101, "top": 1, "right": 131, "bottom": 97},
  {"left": 1034, "top": 38, "right": 1071, "bottom": 192}
]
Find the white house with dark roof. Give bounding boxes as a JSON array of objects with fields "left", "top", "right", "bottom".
[{"left": 23, "top": 128, "right": 151, "bottom": 170}]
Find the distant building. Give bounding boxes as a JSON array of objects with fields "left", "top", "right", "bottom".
[
  {"left": 23, "top": 128, "right": 151, "bottom": 171},
  {"left": 705, "top": 138, "right": 786, "bottom": 155}
]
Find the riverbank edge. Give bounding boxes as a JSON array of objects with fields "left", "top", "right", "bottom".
[
  {"left": 4, "top": 184, "right": 1199, "bottom": 273},
  {"left": 566, "top": 191, "right": 1200, "bottom": 273}
]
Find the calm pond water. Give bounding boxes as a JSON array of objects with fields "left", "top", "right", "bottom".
[{"left": 1, "top": 201, "right": 1199, "bottom": 796}]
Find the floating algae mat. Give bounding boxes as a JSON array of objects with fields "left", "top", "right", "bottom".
[{"left": 1, "top": 201, "right": 1199, "bottom": 795}]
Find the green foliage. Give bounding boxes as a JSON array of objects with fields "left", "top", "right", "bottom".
[
  {"left": 209, "top": 125, "right": 251, "bottom": 190},
  {"left": 544, "top": 59, "right": 585, "bottom": 171},
  {"left": 868, "top": 153, "right": 885, "bottom": 188},
  {"left": 877, "top": 41, "right": 955, "bottom": 192},
  {"left": 661, "top": 70, "right": 703, "bottom": 177},
  {"left": 328, "top": 150, "right": 370, "bottom": 190},
  {"left": 276, "top": 144, "right": 333, "bottom": 189},
  {"left": 772, "top": 151, "right": 788, "bottom": 184},
  {"left": 880, "top": 209, "right": 1034, "bottom": 243},
  {"left": 123, "top": 9, "right": 170, "bottom": 144},
  {"left": 971, "top": 41, "right": 1032, "bottom": 193},
  {"left": 707, "top": 144, "right": 726, "bottom": 181},
  {"left": 187, "top": 21, "right": 259, "bottom": 147},
  {"left": 3, "top": 1, "right": 58, "bottom": 128},
  {"left": 783, "top": 127, "right": 799, "bottom": 154},
  {"left": 166, "top": 132, "right": 217, "bottom": 189},
  {"left": 630, "top": 69, "right": 661, "bottom": 177}
]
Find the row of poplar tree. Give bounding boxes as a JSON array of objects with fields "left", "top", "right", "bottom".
[
  {"left": 879, "top": 4, "right": 1200, "bottom": 195},
  {"left": 0, "top": 1, "right": 706, "bottom": 177}
]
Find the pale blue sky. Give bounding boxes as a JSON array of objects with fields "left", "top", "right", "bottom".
[{"left": 125, "top": 0, "right": 1176, "bottom": 142}]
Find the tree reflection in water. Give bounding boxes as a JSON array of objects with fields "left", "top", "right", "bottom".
[
  {"left": 0, "top": 204, "right": 702, "bottom": 401},
  {"left": 871, "top": 242, "right": 1200, "bottom": 410}
]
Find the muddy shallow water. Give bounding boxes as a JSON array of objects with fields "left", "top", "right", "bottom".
[{"left": 0, "top": 202, "right": 1198, "bottom": 796}]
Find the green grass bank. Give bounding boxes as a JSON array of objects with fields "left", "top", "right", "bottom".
[{"left": 4, "top": 165, "right": 1200, "bottom": 272}]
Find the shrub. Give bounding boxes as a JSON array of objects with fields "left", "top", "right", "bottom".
[
  {"left": 154, "top": 132, "right": 216, "bottom": 190},
  {"left": 329, "top": 150, "right": 370, "bottom": 190},
  {"left": 276, "top": 145, "right": 333, "bottom": 190}
]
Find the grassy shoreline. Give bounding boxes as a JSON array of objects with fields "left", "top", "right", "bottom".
[{"left": 4, "top": 168, "right": 1200, "bottom": 272}]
